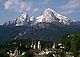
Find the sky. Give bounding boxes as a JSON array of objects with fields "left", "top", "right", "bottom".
[{"left": 0, "top": 0, "right": 80, "bottom": 24}]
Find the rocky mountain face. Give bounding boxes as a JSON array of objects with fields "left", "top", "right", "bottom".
[
  {"left": 3, "top": 12, "right": 32, "bottom": 26},
  {"left": 1, "top": 8, "right": 80, "bottom": 44},
  {"left": 35, "top": 8, "right": 71, "bottom": 25},
  {"left": 15, "top": 12, "right": 30, "bottom": 26},
  {"left": 3, "top": 8, "right": 72, "bottom": 26}
]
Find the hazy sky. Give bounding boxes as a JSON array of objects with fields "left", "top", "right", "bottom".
[{"left": 0, "top": 0, "right": 80, "bottom": 24}]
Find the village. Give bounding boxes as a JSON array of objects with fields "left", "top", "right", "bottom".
[{"left": 7, "top": 40, "right": 75, "bottom": 57}]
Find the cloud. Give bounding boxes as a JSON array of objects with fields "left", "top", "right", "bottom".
[
  {"left": 4, "top": 0, "right": 33, "bottom": 12},
  {"left": 61, "top": 0, "right": 80, "bottom": 10},
  {"left": 41, "top": 0, "right": 52, "bottom": 4},
  {"left": 61, "top": 10, "right": 74, "bottom": 14},
  {"left": 33, "top": 8, "right": 39, "bottom": 12},
  {"left": 60, "top": 0, "right": 80, "bottom": 14}
]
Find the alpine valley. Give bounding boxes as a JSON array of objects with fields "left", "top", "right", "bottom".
[{"left": 0, "top": 8, "right": 80, "bottom": 44}]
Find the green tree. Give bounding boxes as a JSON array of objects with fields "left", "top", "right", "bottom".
[
  {"left": 0, "top": 49, "right": 9, "bottom": 57},
  {"left": 45, "top": 53, "right": 54, "bottom": 57}
]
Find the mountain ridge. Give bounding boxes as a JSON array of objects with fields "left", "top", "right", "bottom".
[
  {"left": 0, "top": 8, "right": 80, "bottom": 44},
  {"left": 3, "top": 8, "right": 73, "bottom": 26}
]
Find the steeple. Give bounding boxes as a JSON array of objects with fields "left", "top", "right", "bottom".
[
  {"left": 33, "top": 41, "right": 36, "bottom": 49},
  {"left": 38, "top": 41, "right": 41, "bottom": 50},
  {"left": 52, "top": 43, "right": 55, "bottom": 49},
  {"left": 31, "top": 40, "right": 34, "bottom": 48}
]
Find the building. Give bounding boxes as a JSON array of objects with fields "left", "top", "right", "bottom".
[{"left": 31, "top": 40, "right": 41, "bottom": 50}]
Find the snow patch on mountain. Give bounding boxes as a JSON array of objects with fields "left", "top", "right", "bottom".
[
  {"left": 35, "top": 8, "right": 71, "bottom": 25},
  {"left": 15, "top": 12, "right": 30, "bottom": 26},
  {"left": 3, "top": 8, "right": 73, "bottom": 26}
]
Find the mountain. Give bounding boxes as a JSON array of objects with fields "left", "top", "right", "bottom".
[
  {"left": 3, "top": 8, "right": 71, "bottom": 26},
  {"left": 3, "top": 12, "right": 32, "bottom": 26},
  {"left": 15, "top": 12, "right": 30, "bottom": 26},
  {"left": 1, "top": 8, "right": 80, "bottom": 45},
  {"left": 35, "top": 8, "right": 71, "bottom": 25}
]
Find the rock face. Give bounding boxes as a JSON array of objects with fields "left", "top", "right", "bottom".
[
  {"left": 15, "top": 12, "right": 30, "bottom": 26},
  {"left": 36, "top": 8, "right": 57, "bottom": 23},
  {"left": 1, "top": 8, "right": 80, "bottom": 44},
  {"left": 3, "top": 8, "right": 72, "bottom": 26},
  {"left": 3, "top": 12, "right": 31, "bottom": 26},
  {"left": 35, "top": 8, "right": 71, "bottom": 25}
]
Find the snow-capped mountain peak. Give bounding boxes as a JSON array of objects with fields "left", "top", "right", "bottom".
[
  {"left": 35, "top": 8, "right": 57, "bottom": 23},
  {"left": 3, "top": 12, "right": 31, "bottom": 26},
  {"left": 3, "top": 8, "right": 72, "bottom": 26},
  {"left": 19, "top": 12, "right": 28, "bottom": 20},
  {"left": 44, "top": 8, "right": 56, "bottom": 14},
  {"left": 35, "top": 8, "right": 71, "bottom": 25},
  {"left": 16, "top": 12, "right": 30, "bottom": 26}
]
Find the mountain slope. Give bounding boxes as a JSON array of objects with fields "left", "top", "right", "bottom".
[
  {"left": 35, "top": 8, "right": 71, "bottom": 25},
  {"left": 3, "top": 8, "right": 71, "bottom": 26},
  {"left": 3, "top": 12, "right": 31, "bottom": 26},
  {"left": 1, "top": 8, "right": 80, "bottom": 44}
]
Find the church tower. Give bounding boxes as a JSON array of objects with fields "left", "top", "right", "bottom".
[
  {"left": 52, "top": 43, "right": 55, "bottom": 49},
  {"left": 33, "top": 41, "right": 36, "bottom": 49},
  {"left": 38, "top": 41, "right": 41, "bottom": 50},
  {"left": 31, "top": 40, "right": 34, "bottom": 48}
]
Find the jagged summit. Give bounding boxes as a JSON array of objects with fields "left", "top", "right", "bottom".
[
  {"left": 3, "top": 12, "right": 31, "bottom": 26},
  {"left": 1, "top": 8, "right": 80, "bottom": 43},
  {"left": 35, "top": 8, "right": 71, "bottom": 25},
  {"left": 44, "top": 8, "right": 56, "bottom": 14},
  {"left": 16, "top": 12, "right": 29, "bottom": 26},
  {"left": 3, "top": 8, "right": 72, "bottom": 26},
  {"left": 35, "top": 8, "right": 57, "bottom": 23}
]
